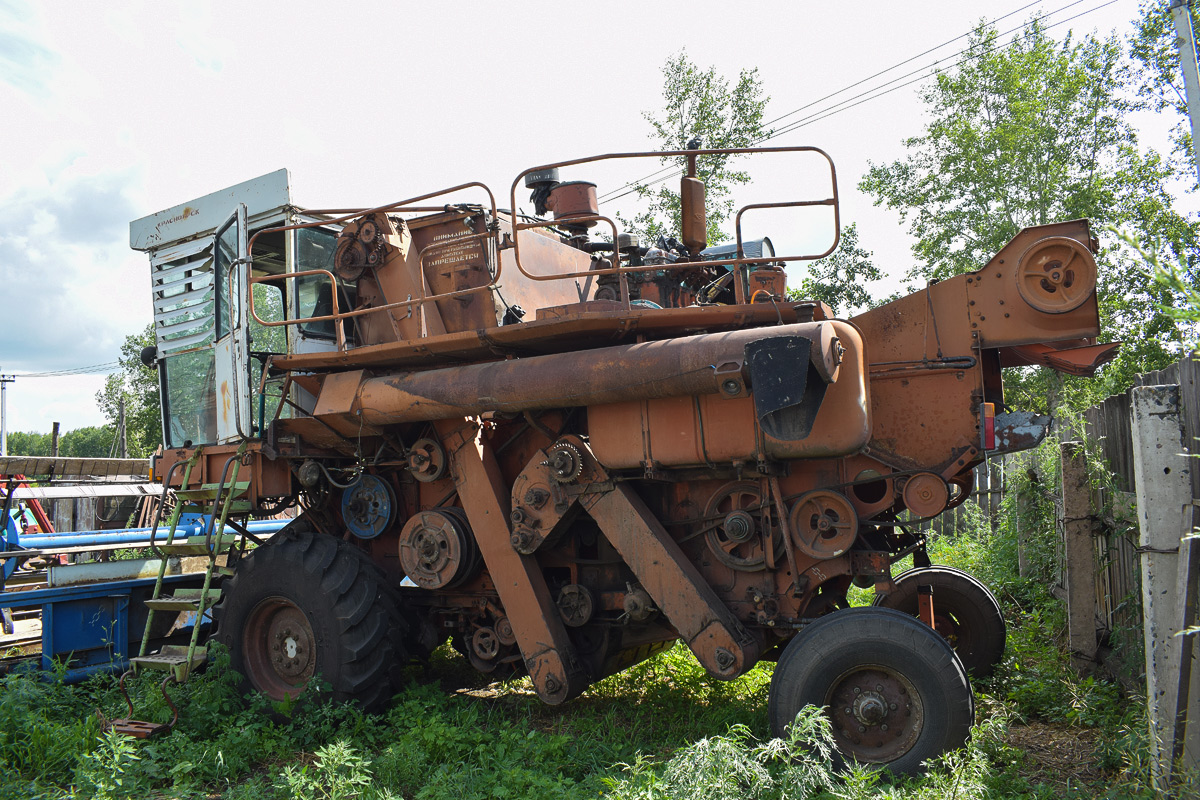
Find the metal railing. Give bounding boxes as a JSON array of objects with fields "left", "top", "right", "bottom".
[{"left": 242, "top": 147, "right": 840, "bottom": 351}]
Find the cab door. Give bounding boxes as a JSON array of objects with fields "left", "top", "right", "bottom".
[{"left": 213, "top": 204, "right": 252, "bottom": 441}]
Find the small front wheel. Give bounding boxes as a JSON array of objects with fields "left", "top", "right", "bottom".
[
  {"left": 875, "top": 565, "right": 1006, "bottom": 677},
  {"left": 768, "top": 607, "right": 973, "bottom": 775}
]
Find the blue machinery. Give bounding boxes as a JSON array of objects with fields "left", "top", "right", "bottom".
[{"left": 1, "top": 514, "right": 288, "bottom": 682}]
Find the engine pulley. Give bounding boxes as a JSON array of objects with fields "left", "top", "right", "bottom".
[
  {"left": 398, "top": 508, "right": 480, "bottom": 589},
  {"left": 788, "top": 489, "right": 858, "bottom": 559},
  {"left": 340, "top": 474, "right": 396, "bottom": 540},
  {"left": 703, "top": 481, "right": 779, "bottom": 572},
  {"left": 902, "top": 473, "right": 949, "bottom": 518},
  {"left": 407, "top": 438, "right": 447, "bottom": 483}
]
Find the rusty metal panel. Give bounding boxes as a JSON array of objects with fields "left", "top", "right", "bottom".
[{"left": 433, "top": 419, "right": 586, "bottom": 704}]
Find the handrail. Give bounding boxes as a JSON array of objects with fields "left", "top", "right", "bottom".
[
  {"left": 245, "top": 183, "right": 500, "bottom": 351},
  {"left": 508, "top": 146, "right": 841, "bottom": 303},
  {"left": 242, "top": 148, "right": 839, "bottom": 352}
]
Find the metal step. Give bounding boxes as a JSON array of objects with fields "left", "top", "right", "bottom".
[
  {"left": 131, "top": 645, "right": 207, "bottom": 682},
  {"left": 157, "top": 537, "right": 236, "bottom": 555},
  {"left": 177, "top": 500, "right": 253, "bottom": 515},
  {"left": 108, "top": 718, "right": 171, "bottom": 739},
  {"left": 144, "top": 587, "right": 221, "bottom": 612},
  {"left": 174, "top": 480, "right": 250, "bottom": 502},
  {"left": 143, "top": 596, "right": 216, "bottom": 612}
]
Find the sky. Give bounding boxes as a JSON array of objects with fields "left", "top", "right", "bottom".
[{"left": 0, "top": 0, "right": 1166, "bottom": 439}]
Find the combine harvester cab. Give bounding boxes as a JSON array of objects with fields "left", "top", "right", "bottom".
[{"left": 125, "top": 147, "right": 1114, "bottom": 772}]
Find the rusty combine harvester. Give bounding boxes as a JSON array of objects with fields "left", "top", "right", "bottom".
[{"left": 121, "top": 147, "right": 1114, "bottom": 771}]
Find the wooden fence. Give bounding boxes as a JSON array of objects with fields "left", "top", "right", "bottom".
[
  {"left": 1053, "top": 356, "right": 1197, "bottom": 789},
  {"left": 926, "top": 355, "right": 1198, "bottom": 788}
]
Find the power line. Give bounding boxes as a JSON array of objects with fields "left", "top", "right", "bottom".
[
  {"left": 16, "top": 361, "right": 122, "bottom": 378},
  {"left": 597, "top": 0, "right": 1111, "bottom": 205},
  {"left": 765, "top": 0, "right": 1118, "bottom": 142}
]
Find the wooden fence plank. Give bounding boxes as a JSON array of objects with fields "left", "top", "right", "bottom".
[{"left": 1062, "top": 440, "right": 1099, "bottom": 664}]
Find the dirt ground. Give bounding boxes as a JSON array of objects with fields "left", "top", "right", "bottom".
[{"left": 1008, "top": 721, "right": 1108, "bottom": 792}]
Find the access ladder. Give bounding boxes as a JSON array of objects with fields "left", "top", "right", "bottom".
[{"left": 106, "top": 443, "right": 250, "bottom": 738}]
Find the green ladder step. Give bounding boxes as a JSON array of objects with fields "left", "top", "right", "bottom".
[
  {"left": 144, "top": 588, "right": 221, "bottom": 612},
  {"left": 131, "top": 645, "right": 207, "bottom": 682},
  {"left": 174, "top": 481, "right": 250, "bottom": 502},
  {"left": 178, "top": 500, "right": 254, "bottom": 515},
  {"left": 157, "top": 537, "right": 237, "bottom": 555}
]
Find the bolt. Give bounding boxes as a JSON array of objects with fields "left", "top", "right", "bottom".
[
  {"left": 858, "top": 725, "right": 866, "bottom": 733},
  {"left": 543, "top": 674, "right": 560, "bottom": 694},
  {"left": 853, "top": 686, "right": 861, "bottom": 695},
  {"left": 722, "top": 379, "right": 740, "bottom": 395},
  {"left": 714, "top": 648, "right": 736, "bottom": 672},
  {"left": 272, "top": 643, "right": 279, "bottom": 651},
  {"left": 845, "top": 708, "right": 853, "bottom": 714},
  {"left": 889, "top": 702, "right": 897, "bottom": 710},
  {"left": 510, "top": 508, "right": 526, "bottom": 524},
  {"left": 876, "top": 685, "right": 883, "bottom": 692},
  {"left": 881, "top": 724, "right": 889, "bottom": 731},
  {"left": 275, "top": 632, "right": 283, "bottom": 641}
]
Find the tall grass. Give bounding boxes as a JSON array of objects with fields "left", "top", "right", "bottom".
[{"left": 0, "top": 445, "right": 1160, "bottom": 798}]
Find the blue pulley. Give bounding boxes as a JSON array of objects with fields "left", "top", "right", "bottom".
[{"left": 340, "top": 474, "right": 396, "bottom": 540}]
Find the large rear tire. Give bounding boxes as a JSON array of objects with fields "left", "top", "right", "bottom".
[
  {"left": 874, "top": 565, "right": 1006, "bottom": 677},
  {"left": 768, "top": 607, "right": 973, "bottom": 775},
  {"left": 212, "top": 523, "right": 406, "bottom": 712}
]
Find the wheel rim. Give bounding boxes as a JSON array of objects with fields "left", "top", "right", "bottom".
[
  {"left": 825, "top": 665, "right": 924, "bottom": 763},
  {"left": 242, "top": 596, "right": 317, "bottom": 700}
]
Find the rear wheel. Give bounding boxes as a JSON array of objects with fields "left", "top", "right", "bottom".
[
  {"left": 875, "top": 566, "right": 1006, "bottom": 677},
  {"left": 212, "top": 522, "right": 407, "bottom": 712},
  {"left": 768, "top": 607, "right": 973, "bottom": 775}
]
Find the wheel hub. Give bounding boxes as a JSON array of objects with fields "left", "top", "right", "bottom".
[
  {"left": 826, "top": 667, "right": 922, "bottom": 762},
  {"left": 245, "top": 598, "right": 316, "bottom": 698},
  {"left": 852, "top": 690, "right": 888, "bottom": 726}
]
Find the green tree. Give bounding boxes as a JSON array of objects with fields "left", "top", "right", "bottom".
[
  {"left": 788, "top": 223, "right": 883, "bottom": 315},
  {"left": 861, "top": 20, "right": 1197, "bottom": 409},
  {"left": 6, "top": 431, "right": 50, "bottom": 457},
  {"left": 96, "top": 325, "right": 161, "bottom": 457},
  {"left": 6, "top": 426, "right": 116, "bottom": 458},
  {"left": 1130, "top": 0, "right": 1200, "bottom": 185},
  {"left": 626, "top": 51, "right": 771, "bottom": 247},
  {"left": 61, "top": 425, "right": 119, "bottom": 457}
]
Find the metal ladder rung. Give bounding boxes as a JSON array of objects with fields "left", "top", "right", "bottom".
[
  {"left": 158, "top": 537, "right": 237, "bottom": 555},
  {"left": 143, "top": 597, "right": 216, "bottom": 612},
  {"left": 178, "top": 499, "right": 253, "bottom": 515},
  {"left": 174, "top": 480, "right": 250, "bottom": 502},
  {"left": 131, "top": 645, "right": 208, "bottom": 682},
  {"left": 108, "top": 718, "right": 170, "bottom": 739}
]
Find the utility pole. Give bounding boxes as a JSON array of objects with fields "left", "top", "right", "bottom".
[
  {"left": 0, "top": 373, "right": 14, "bottom": 457},
  {"left": 118, "top": 396, "right": 127, "bottom": 459},
  {"left": 1171, "top": 0, "right": 1200, "bottom": 183},
  {"left": 51, "top": 421, "right": 60, "bottom": 458}
]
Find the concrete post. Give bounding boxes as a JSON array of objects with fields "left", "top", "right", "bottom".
[
  {"left": 1131, "top": 384, "right": 1193, "bottom": 789},
  {"left": 1061, "top": 441, "right": 1098, "bottom": 664}
]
